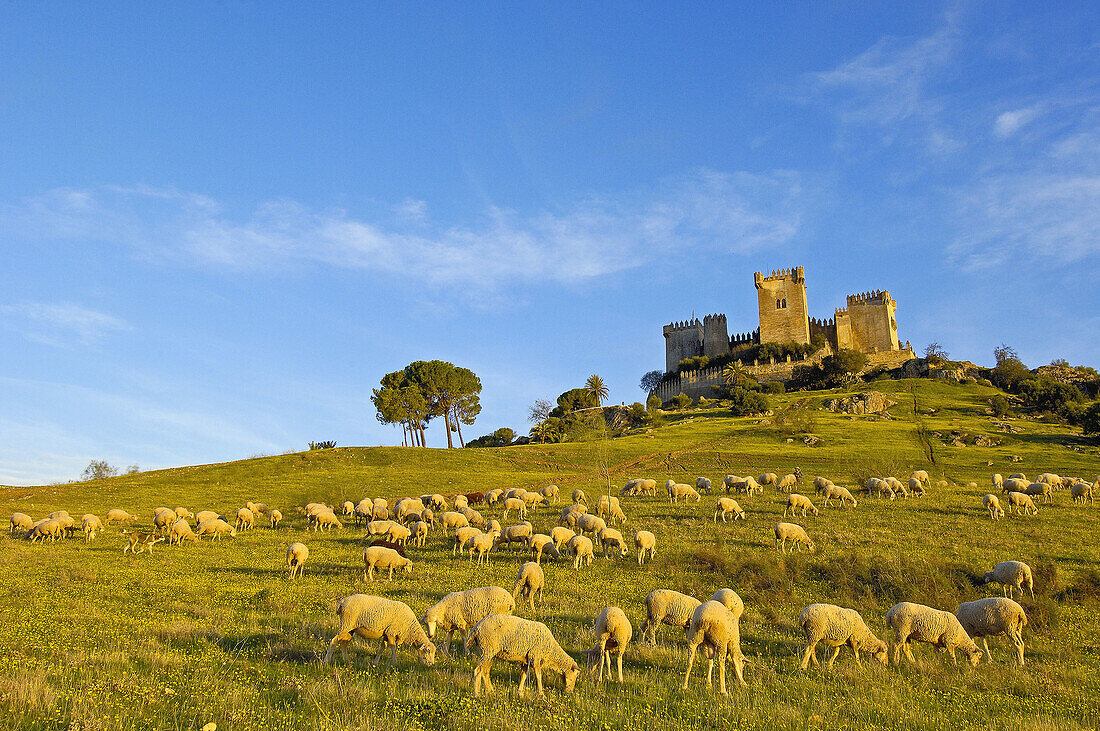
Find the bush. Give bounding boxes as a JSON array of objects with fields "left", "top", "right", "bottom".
[
  {"left": 1082, "top": 402, "right": 1100, "bottom": 436},
  {"left": 990, "top": 357, "right": 1029, "bottom": 391},
  {"left": 1016, "top": 377, "right": 1084, "bottom": 413},
  {"left": 990, "top": 394, "right": 1013, "bottom": 419},
  {"left": 728, "top": 387, "right": 769, "bottom": 416},
  {"left": 308, "top": 440, "right": 337, "bottom": 450},
  {"left": 761, "top": 381, "right": 785, "bottom": 394},
  {"left": 646, "top": 393, "right": 662, "bottom": 412},
  {"left": 677, "top": 356, "right": 710, "bottom": 373},
  {"left": 670, "top": 392, "right": 693, "bottom": 410}
]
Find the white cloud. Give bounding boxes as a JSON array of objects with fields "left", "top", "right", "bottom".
[
  {"left": 0, "top": 170, "right": 805, "bottom": 289},
  {"left": 0, "top": 302, "right": 130, "bottom": 347},
  {"left": 994, "top": 107, "right": 1043, "bottom": 139}
]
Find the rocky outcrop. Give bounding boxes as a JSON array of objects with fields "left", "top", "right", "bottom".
[
  {"left": 822, "top": 392, "right": 896, "bottom": 415},
  {"left": 899, "top": 358, "right": 983, "bottom": 383}
]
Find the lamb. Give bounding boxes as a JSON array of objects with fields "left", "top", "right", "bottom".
[
  {"left": 410, "top": 520, "right": 429, "bottom": 547},
  {"left": 982, "top": 494, "right": 1005, "bottom": 520},
  {"left": 324, "top": 594, "right": 436, "bottom": 667},
  {"left": 571, "top": 488, "right": 587, "bottom": 505},
  {"left": 991, "top": 473, "right": 1004, "bottom": 490},
  {"left": 539, "top": 485, "right": 559, "bottom": 503},
  {"left": 587, "top": 606, "right": 632, "bottom": 683},
  {"left": 681, "top": 600, "right": 747, "bottom": 694},
  {"left": 550, "top": 526, "right": 576, "bottom": 550},
  {"left": 498, "top": 521, "right": 534, "bottom": 551},
  {"left": 438, "top": 511, "right": 470, "bottom": 536},
  {"left": 104, "top": 509, "right": 138, "bottom": 526},
  {"left": 598, "top": 527, "right": 628, "bottom": 559},
  {"left": 910, "top": 470, "right": 930, "bottom": 486},
  {"left": 667, "top": 481, "right": 701, "bottom": 503},
  {"left": 783, "top": 494, "right": 817, "bottom": 518},
  {"left": 513, "top": 561, "right": 545, "bottom": 612},
  {"left": 469, "top": 530, "right": 498, "bottom": 565},
  {"left": 798, "top": 603, "right": 888, "bottom": 669},
  {"left": 641, "top": 589, "right": 701, "bottom": 644},
  {"left": 286, "top": 542, "right": 308, "bottom": 578},
  {"left": 168, "top": 518, "right": 198, "bottom": 545},
  {"left": 695, "top": 477, "right": 713, "bottom": 494},
  {"left": 527, "top": 534, "right": 560, "bottom": 564},
  {"left": 452, "top": 526, "right": 484, "bottom": 556},
  {"left": 311, "top": 511, "right": 342, "bottom": 531},
  {"left": 235, "top": 508, "right": 255, "bottom": 530},
  {"left": 466, "top": 614, "right": 580, "bottom": 697},
  {"left": 596, "top": 495, "right": 627, "bottom": 525},
  {"left": 955, "top": 597, "right": 1027, "bottom": 665},
  {"left": 196, "top": 519, "right": 236, "bottom": 540},
  {"left": 567, "top": 534, "right": 595, "bottom": 568},
  {"left": 362, "top": 545, "right": 413, "bottom": 581},
  {"left": 384, "top": 523, "right": 412, "bottom": 545},
  {"left": 421, "top": 586, "right": 515, "bottom": 653},
  {"left": 341, "top": 501, "right": 355, "bottom": 516},
  {"left": 634, "top": 530, "right": 656, "bottom": 565},
  {"left": 9, "top": 513, "right": 34, "bottom": 534},
  {"left": 820, "top": 484, "right": 857, "bottom": 509},
  {"left": 269, "top": 509, "right": 282, "bottom": 528},
  {"left": 776, "top": 473, "right": 799, "bottom": 492},
  {"left": 714, "top": 497, "right": 746, "bottom": 522},
  {"left": 1006, "top": 491, "right": 1039, "bottom": 516},
  {"left": 774, "top": 523, "right": 815, "bottom": 553},
  {"left": 885, "top": 602, "right": 982, "bottom": 666},
  {"left": 1070, "top": 481, "right": 1094, "bottom": 505},
  {"left": 982, "top": 560, "right": 1034, "bottom": 599}
]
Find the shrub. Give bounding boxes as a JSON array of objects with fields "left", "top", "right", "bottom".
[
  {"left": 308, "top": 441, "right": 337, "bottom": 450},
  {"left": 1082, "top": 402, "right": 1100, "bottom": 436},
  {"left": 761, "top": 381, "right": 785, "bottom": 394},
  {"left": 646, "top": 393, "right": 662, "bottom": 412},
  {"left": 990, "top": 394, "right": 1013, "bottom": 418},
  {"left": 728, "top": 387, "right": 769, "bottom": 416},
  {"left": 1017, "top": 377, "right": 1084, "bottom": 413},
  {"left": 677, "top": 355, "right": 710, "bottom": 373},
  {"left": 670, "top": 392, "right": 692, "bottom": 410}
]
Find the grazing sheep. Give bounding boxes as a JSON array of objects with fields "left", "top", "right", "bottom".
[
  {"left": 575, "top": 513, "right": 607, "bottom": 537},
  {"left": 1036, "top": 473, "right": 1063, "bottom": 489},
  {"left": 982, "top": 560, "right": 1034, "bottom": 599},
  {"left": 550, "top": 525, "right": 576, "bottom": 550},
  {"left": 758, "top": 473, "right": 778, "bottom": 489},
  {"left": 422, "top": 586, "right": 515, "bottom": 654},
  {"left": 632, "top": 478, "right": 658, "bottom": 496},
  {"left": 710, "top": 589, "right": 744, "bottom": 624},
  {"left": 774, "top": 523, "right": 815, "bottom": 553},
  {"left": 910, "top": 470, "right": 930, "bottom": 486},
  {"left": 982, "top": 494, "right": 1005, "bottom": 520},
  {"left": 194, "top": 510, "right": 220, "bottom": 525},
  {"left": 465, "top": 491, "right": 485, "bottom": 505},
  {"left": 341, "top": 501, "right": 355, "bottom": 516},
  {"left": 168, "top": 519, "right": 198, "bottom": 545},
  {"left": 362, "top": 545, "right": 413, "bottom": 581},
  {"left": 991, "top": 473, "right": 1004, "bottom": 490},
  {"left": 714, "top": 497, "right": 746, "bottom": 522},
  {"left": 907, "top": 477, "right": 926, "bottom": 497},
  {"left": 813, "top": 476, "right": 835, "bottom": 492},
  {"left": 641, "top": 589, "right": 701, "bottom": 644},
  {"left": 469, "top": 530, "right": 498, "bottom": 565},
  {"left": 776, "top": 473, "right": 799, "bottom": 492},
  {"left": 1006, "top": 491, "right": 1039, "bottom": 516},
  {"left": 312, "top": 511, "right": 342, "bottom": 531},
  {"left": 499, "top": 521, "right": 534, "bottom": 551},
  {"left": 885, "top": 602, "right": 982, "bottom": 667},
  {"left": 452, "top": 494, "right": 469, "bottom": 510},
  {"left": 735, "top": 476, "right": 763, "bottom": 495},
  {"left": 598, "top": 527, "right": 628, "bottom": 559},
  {"left": 484, "top": 489, "right": 504, "bottom": 506},
  {"left": 235, "top": 508, "right": 255, "bottom": 531},
  {"left": 438, "top": 511, "right": 470, "bottom": 536},
  {"left": 28, "top": 519, "right": 64, "bottom": 542},
  {"left": 173, "top": 507, "right": 193, "bottom": 520},
  {"left": 286, "top": 542, "right": 308, "bottom": 578},
  {"left": 9, "top": 513, "right": 34, "bottom": 534},
  {"left": 558, "top": 504, "right": 587, "bottom": 528},
  {"left": 153, "top": 509, "right": 176, "bottom": 533},
  {"left": 452, "top": 526, "right": 483, "bottom": 556},
  {"left": 784, "top": 494, "right": 818, "bottom": 518},
  {"left": 196, "top": 519, "right": 236, "bottom": 540},
  {"left": 384, "top": 523, "right": 412, "bottom": 546},
  {"left": 81, "top": 514, "right": 103, "bottom": 542},
  {"left": 567, "top": 534, "right": 595, "bottom": 569},
  {"left": 426, "top": 494, "right": 448, "bottom": 511},
  {"left": 502, "top": 497, "right": 527, "bottom": 521},
  {"left": 466, "top": 614, "right": 580, "bottom": 697},
  {"left": 866, "top": 478, "right": 893, "bottom": 500},
  {"left": 248, "top": 502, "right": 270, "bottom": 516},
  {"left": 695, "top": 477, "right": 713, "bottom": 494},
  {"left": 410, "top": 520, "right": 429, "bottom": 547},
  {"left": 520, "top": 491, "right": 548, "bottom": 509},
  {"left": 955, "top": 597, "right": 1027, "bottom": 666},
  {"left": 368, "top": 540, "right": 407, "bottom": 557},
  {"left": 269, "top": 509, "right": 282, "bottom": 528},
  {"left": 394, "top": 498, "right": 425, "bottom": 521},
  {"left": 1002, "top": 478, "right": 1030, "bottom": 494},
  {"left": 539, "top": 485, "right": 559, "bottom": 503},
  {"left": 104, "top": 509, "right": 138, "bottom": 526},
  {"left": 682, "top": 600, "right": 747, "bottom": 694},
  {"left": 1023, "top": 482, "right": 1053, "bottom": 504},
  {"left": 459, "top": 507, "right": 487, "bottom": 528},
  {"left": 596, "top": 495, "right": 627, "bottom": 525},
  {"left": 820, "top": 484, "right": 857, "bottom": 509},
  {"left": 722, "top": 475, "right": 741, "bottom": 493},
  {"left": 366, "top": 519, "right": 396, "bottom": 537},
  {"left": 571, "top": 489, "right": 587, "bottom": 505},
  {"left": 1009, "top": 473, "right": 1027, "bottom": 481},
  {"left": 634, "top": 530, "right": 656, "bottom": 565},
  {"left": 935, "top": 480, "right": 949, "bottom": 489},
  {"left": 1070, "top": 481, "right": 1094, "bottom": 505},
  {"left": 324, "top": 594, "right": 436, "bottom": 667},
  {"left": 527, "top": 534, "right": 560, "bottom": 564},
  {"left": 798, "top": 603, "right": 888, "bottom": 669},
  {"left": 588, "top": 606, "right": 632, "bottom": 683},
  {"left": 885, "top": 477, "right": 908, "bottom": 497},
  {"left": 512, "top": 561, "right": 545, "bottom": 612},
  {"left": 371, "top": 503, "right": 390, "bottom": 521},
  {"left": 667, "top": 481, "right": 701, "bottom": 503}
]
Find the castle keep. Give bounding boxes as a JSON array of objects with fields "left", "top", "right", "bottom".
[{"left": 663, "top": 267, "right": 905, "bottom": 372}]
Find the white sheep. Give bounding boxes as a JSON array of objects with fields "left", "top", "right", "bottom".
[
  {"left": 641, "top": 589, "right": 701, "bottom": 644},
  {"left": 362, "top": 545, "right": 413, "bottom": 581},
  {"left": 598, "top": 527, "right": 628, "bottom": 559},
  {"left": 1023, "top": 482, "right": 1053, "bottom": 504},
  {"left": 539, "top": 485, "right": 559, "bottom": 503},
  {"left": 196, "top": 519, "right": 236, "bottom": 540},
  {"left": 421, "top": 586, "right": 515, "bottom": 653},
  {"left": 286, "top": 542, "right": 308, "bottom": 578},
  {"left": 453, "top": 494, "right": 469, "bottom": 510},
  {"left": 596, "top": 495, "right": 627, "bottom": 525},
  {"left": 341, "top": 500, "right": 355, "bottom": 516},
  {"left": 1005, "top": 491, "right": 1038, "bottom": 516},
  {"left": 484, "top": 489, "right": 504, "bottom": 506},
  {"left": 634, "top": 531, "right": 656, "bottom": 565},
  {"left": 991, "top": 473, "right": 1004, "bottom": 490},
  {"left": 633, "top": 478, "right": 658, "bottom": 496},
  {"left": 667, "top": 481, "right": 701, "bottom": 503},
  {"left": 588, "top": 606, "right": 632, "bottom": 683},
  {"left": 798, "top": 603, "right": 887, "bottom": 669},
  {"left": 312, "top": 511, "right": 342, "bottom": 531},
  {"left": 910, "top": 470, "right": 930, "bottom": 486},
  {"left": 469, "top": 530, "right": 498, "bottom": 565},
  {"left": 459, "top": 507, "right": 487, "bottom": 528},
  {"left": 774, "top": 523, "right": 815, "bottom": 553},
  {"left": 195, "top": 510, "right": 221, "bottom": 525},
  {"left": 982, "top": 494, "right": 1005, "bottom": 520},
  {"left": 324, "top": 594, "right": 436, "bottom": 667},
  {"left": 104, "top": 509, "right": 138, "bottom": 526},
  {"left": 682, "top": 600, "right": 747, "bottom": 695},
  {"left": 1036, "top": 473, "right": 1063, "bottom": 489},
  {"left": 235, "top": 507, "right": 255, "bottom": 531},
  {"left": 1009, "top": 473, "right": 1027, "bottom": 481},
  {"left": 776, "top": 473, "right": 799, "bottom": 492},
  {"left": 384, "top": 523, "right": 412, "bottom": 546},
  {"left": 885, "top": 602, "right": 982, "bottom": 667},
  {"left": 571, "top": 488, "right": 587, "bottom": 505},
  {"left": 512, "top": 561, "right": 545, "bottom": 612},
  {"left": 168, "top": 518, "right": 198, "bottom": 545},
  {"left": 438, "top": 511, "right": 470, "bottom": 536},
  {"left": 695, "top": 477, "right": 713, "bottom": 494},
  {"left": 452, "top": 526, "right": 483, "bottom": 556},
  {"left": 502, "top": 497, "right": 527, "bottom": 521},
  {"left": 367, "top": 519, "right": 397, "bottom": 537},
  {"left": 499, "top": 521, "right": 534, "bottom": 551},
  {"left": 955, "top": 597, "right": 1027, "bottom": 665},
  {"left": 783, "top": 494, "right": 818, "bottom": 518},
  {"left": 269, "top": 509, "right": 282, "bottom": 528},
  {"left": 820, "top": 484, "right": 857, "bottom": 509},
  {"left": 758, "top": 473, "right": 778, "bottom": 489},
  {"left": 982, "top": 560, "right": 1034, "bottom": 599},
  {"left": 410, "top": 520, "right": 429, "bottom": 547},
  {"left": 714, "top": 497, "right": 746, "bottom": 522},
  {"left": 1002, "top": 477, "right": 1030, "bottom": 493},
  {"left": 466, "top": 614, "right": 580, "bottom": 697},
  {"left": 575, "top": 513, "right": 607, "bottom": 537},
  {"left": 1070, "top": 481, "right": 1094, "bottom": 505},
  {"left": 550, "top": 525, "right": 576, "bottom": 550},
  {"left": 907, "top": 477, "right": 926, "bottom": 497},
  {"left": 527, "top": 534, "right": 560, "bottom": 564},
  {"left": 81, "top": 514, "right": 104, "bottom": 542},
  {"left": 9, "top": 513, "right": 34, "bottom": 534},
  {"left": 567, "top": 534, "right": 595, "bottom": 569}
]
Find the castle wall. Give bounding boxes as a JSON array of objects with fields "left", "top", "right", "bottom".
[
  {"left": 845, "top": 292, "right": 899, "bottom": 353},
  {"left": 755, "top": 267, "right": 810, "bottom": 345},
  {"left": 701, "top": 314, "right": 729, "bottom": 360},
  {"left": 808, "top": 316, "right": 838, "bottom": 350},
  {"left": 663, "top": 319, "right": 703, "bottom": 372}
]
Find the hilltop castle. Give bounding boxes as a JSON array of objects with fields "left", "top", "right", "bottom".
[{"left": 663, "top": 267, "right": 906, "bottom": 372}]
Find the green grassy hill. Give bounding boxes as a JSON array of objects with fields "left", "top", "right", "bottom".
[{"left": 2, "top": 379, "right": 1099, "bottom": 731}]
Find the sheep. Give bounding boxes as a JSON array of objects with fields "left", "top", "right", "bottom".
[
  {"left": 410, "top": 520, "right": 429, "bottom": 547},
  {"left": 634, "top": 530, "right": 656, "bottom": 565},
  {"left": 722, "top": 474, "right": 741, "bottom": 493},
  {"left": 452, "top": 494, "right": 469, "bottom": 510},
  {"left": 695, "top": 477, "right": 713, "bottom": 494},
  {"left": 173, "top": 507, "right": 193, "bottom": 520},
  {"left": 774, "top": 523, "right": 815, "bottom": 553},
  {"left": 362, "top": 545, "right": 413, "bottom": 581},
  {"left": 196, "top": 519, "right": 236, "bottom": 540},
  {"left": 235, "top": 508, "right": 255, "bottom": 531},
  {"left": 312, "top": 511, "right": 342, "bottom": 531},
  {"left": 286, "top": 542, "right": 308, "bottom": 578},
  {"left": 341, "top": 501, "right": 355, "bottom": 516},
  {"left": 982, "top": 494, "right": 1005, "bottom": 520},
  {"left": 168, "top": 519, "right": 198, "bottom": 545},
  {"left": 866, "top": 478, "right": 893, "bottom": 500},
  {"left": 539, "top": 485, "right": 560, "bottom": 503},
  {"left": 820, "top": 484, "right": 857, "bottom": 509},
  {"left": 991, "top": 473, "right": 1004, "bottom": 490},
  {"left": 736, "top": 476, "right": 763, "bottom": 495},
  {"left": 247, "top": 502, "right": 270, "bottom": 516},
  {"left": 784, "top": 494, "right": 818, "bottom": 518},
  {"left": 502, "top": 497, "right": 527, "bottom": 521},
  {"left": 682, "top": 600, "right": 747, "bottom": 694},
  {"left": 776, "top": 473, "right": 799, "bottom": 492},
  {"left": 469, "top": 530, "right": 498, "bottom": 565},
  {"left": 710, "top": 588, "right": 744, "bottom": 623},
  {"left": 558, "top": 504, "right": 586, "bottom": 527},
  {"left": 422, "top": 586, "right": 515, "bottom": 653},
  {"left": 570, "top": 488, "right": 587, "bottom": 505},
  {"left": 385, "top": 523, "right": 412, "bottom": 546},
  {"left": 153, "top": 509, "right": 176, "bottom": 533},
  {"left": 371, "top": 504, "right": 390, "bottom": 521},
  {"left": 1036, "top": 473, "right": 1063, "bottom": 488},
  {"left": 394, "top": 498, "right": 425, "bottom": 521},
  {"left": 521, "top": 491, "right": 549, "bottom": 509},
  {"left": 596, "top": 495, "right": 627, "bottom": 524},
  {"left": 1002, "top": 477, "right": 1030, "bottom": 493},
  {"left": 910, "top": 470, "right": 930, "bottom": 486},
  {"left": 513, "top": 561, "right": 545, "bottom": 612},
  {"left": 484, "top": 489, "right": 504, "bottom": 506},
  {"left": 935, "top": 480, "right": 949, "bottom": 489},
  {"left": 366, "top": 519, "right": 396, "bottom": 537},
  {"left": 798, "top": 603, "right": 888, "bottom": 669},
  {"left": 550, "top": 525, "right": 576, "bottom": 550},
  {"left": 1070, "top": 481, "right": 1094, "bottom": 505},
  {"left": 1023, "top": 481, "right": 1053, "bottom": 504},
  {"left": 884, "top": 477, "right": 908, "bottom": 497},
  {"left": 324, "top": 594, "right": 436, "bottom": 667},
  {"left": 452, "top": 526, "right": 483, "bottom": 556},
  {"left": 28, "top": 519, "right": 63, "bottom": 542},
  {"left": 641, "top": 589, "right": 701, "bottom": 644},
  {"left": 567, "top": 534, "right": 595, "bottom": 569},
  {"left": 104, "top": 509, "right": 138, "bottom": 526},
  {"left": 1006, "top": 491, "right": 1039, "bottom": 516},
  {"left": 982, "top": 560, "right": 1034, "bottom": 599},
  {"left": 667, "top": 481, "right": 701, "bottom": 503},
  {"left": 885, "top": 602, "right": 982, "bottom": 667},
  {"left": 465, "top": 491, "right": 485, "bottom": 505},
  {"left": 598, "top": 527, "right": 628, "bottom": 559},
  {"left": 632, "top": 478, "right": 658, "bottom": 496},
  {"left": 499, "top": 521, "right": 534, "bottom": 551},
  {"left": 438, "top": 511, "right": 470, "bottom": 536},
  {"left": 466, "top": 614, "right": 580, "bottom": 697},
  {"left": 813, "top": 476, "right": 835, "bottom": 492},
  {"left": 715, "top": 497, "right": 746, "bottom": 522},
  {"left": 9, "top": 513, "right": 34, "bottom": 534},
  {"left": 575, "top": 513, "right": 607, "bottom": 537},
  {"left": 194, "top": 510, "right": 220, "bottom": 525},
  {"left": 269, "top": 509, "right": 282, "bottom": 528},
  {"left": 427, "top": 494, "right": 448, "bottom": 511},
  {"left": 905, "top": 477, "right": 925, "bottom": 497},
  {"left": 459, "top": 507, "right": 487, "bottom": 528},
  {"left": 587, "top": 606, "right": 632, "bottom": 683},
  {"left": 955, "top": 597, "right": 1027, "bottom": 665},
  {"left": 527, "top": 534, "right": 560, "bottom": 564},
  {"left": 1009, "top": 473, "right": 1027, "bottom": 480}
]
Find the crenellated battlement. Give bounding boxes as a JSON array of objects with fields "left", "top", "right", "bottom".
[
  {"left": 846, "top": 290, "right": 892, "bottom": 306},
  {"left": 809, "top": 316, "right": 836, "bottom": 328},
  {"left": 729, "top": 329, "right": 760, "bottom": 346},
  {"left": 702, "top": 313, "right": 726, "bottom": 325},
  {"left": 663, "top": 318, "right": 702, "bottom": 335},
  {"left": 753, "top": 266, "right": 805, "bottom": 287}
]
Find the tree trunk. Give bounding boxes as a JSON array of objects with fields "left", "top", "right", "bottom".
[
  {"left": 418, "top": 424, "right": 426, "bottom": 447},
  {"left": 401, "top": 421, "right": 408, "bottom": 447},
  {"left": 453, "top": 406, "right": 465, "bottom": 447},
  {"left": 443, "top": 407, "right": 455, "bottom": 449}
]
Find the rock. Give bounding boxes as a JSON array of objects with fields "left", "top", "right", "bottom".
[
  {"left": 974, "top": 434, "right": 999, "bottom": 448},
  {"left": 803, "top": 434, "right": 822, "bottom": 446},
  {"left": 1010, "top": 455, "right": 1023, "bottom": 463},
  {"left": 821, "top": 391, "right": 896, "bottom": 415},
  {"left": 950, "top": 437, "right": 966, "bottom": 447}
]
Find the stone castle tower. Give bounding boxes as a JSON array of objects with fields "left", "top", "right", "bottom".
[{"left": 754, "top": 267, "right": 810, "bottom": 345}]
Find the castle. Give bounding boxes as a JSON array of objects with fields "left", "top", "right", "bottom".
[{"left": 663, "top": 266, "right": 906, "bottom": 372}]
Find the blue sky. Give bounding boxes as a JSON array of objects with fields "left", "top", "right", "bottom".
[{"left": 1, "top": 2, "right": 1098, "bottom": 485}]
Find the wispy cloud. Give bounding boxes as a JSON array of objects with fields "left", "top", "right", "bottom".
[
  {"left": 0, "top": 302, "right": 130, "bottom": 347},
  {"left": 993, "top": 106, "right": 1044, "bottom": 139},
  {"left": 1, "top": 170, "right": 805, "bottom": 289}
]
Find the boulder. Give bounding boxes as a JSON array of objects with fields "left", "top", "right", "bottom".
[{"left": 822, "top": 391, "right": 896, "bottom": 415}]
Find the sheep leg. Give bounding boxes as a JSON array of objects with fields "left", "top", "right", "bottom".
[
  {"left": 682, "top": 643, "right": 699, "bottom": 689},
  {"left": 947, "top": 646, "right": 958, "bottom": 666},
  {"left": 1009, "top": 630, "right": 1025, "bottom": 666},
  {"left": 982, "top": 637, "right": 992, "bottom": 663},
  {"left": 517, "top": 664, "right": 528, "bottom": 697},
  {"left": 800, "top": 642, "right": 818, "bottom": 670},
  {"left": 705, "top": 656, "right": 714, "bottom": 687},
  {"left": 616, "top": 650, "right": 624, "bottom": 683},
  {"left": 826, "top": 646, "right": 841, "bottom": 668},
  {"left": 717, "top": 654, "right": 728, "bottom": 696}
]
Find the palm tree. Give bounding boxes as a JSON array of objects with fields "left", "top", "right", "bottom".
[
  {"left": 585, "top": 374, "right": 609, "bottom": 407},
  {"left": 722, "top": 362, "right": 744, "bottom": 387}
]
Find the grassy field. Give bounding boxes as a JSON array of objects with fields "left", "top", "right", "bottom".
[{"left": 2, "top": 378, "right": 1099, "bottom": 731}]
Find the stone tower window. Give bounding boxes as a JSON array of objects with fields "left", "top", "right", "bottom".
[{"left": 776, "top": 298, "right": 787, "bottom": 309}]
